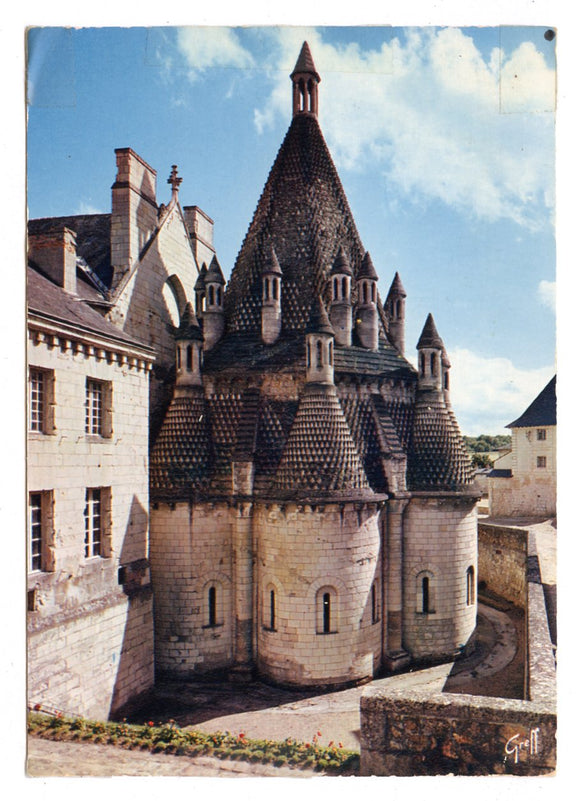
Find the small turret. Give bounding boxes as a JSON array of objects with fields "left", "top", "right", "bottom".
[
  {"left": 305, "top": 297, "right": 334, "bottom": 385},
  {"left": 175, "top": 303, "right": 204, "bottom": 391},
  {"left": 385, "top": 272, "right": 406, "bottom": 354},
  {"left": 442, "top": 347, "right": 451, "bottom": 402},
  {"left": 329, "top": 246, "right": 353, "bottom": 346},
  {"left": 203, "top": 256, "right": 226, "bottom": 351},
  {"left": 291, "top": 41, "right": 320, "bottom": 118},
  {"left": 261, "top": 244, "right": 283, "bottom": 345},
  {"left": 416, "top": 313, "right": 444, "bottom": 392},
  {"left": 355, "top": 252, "right": 379, "bottom": 351},
  {"left": 194, "top": 263, "right": 207, "bottom": 317}
]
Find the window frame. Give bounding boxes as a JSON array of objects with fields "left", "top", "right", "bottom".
[
  {"left": 84, "top": 487, "right": 111, "bottom": 559},
  {"left": 28, "top": 490, "right": 54, "bottom": 573},
  {"left": 28, "top": 367, "right": 55, "bottom": 435},
  {"left": 537, "top": 455, "right": 547, "bottom": 469},
  {"left": 85, "top": 378, "right": 112, "bottom": 438}
]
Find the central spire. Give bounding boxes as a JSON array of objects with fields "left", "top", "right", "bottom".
[{"left": 291, "top": 41, "right": 320, "bottom": 118}]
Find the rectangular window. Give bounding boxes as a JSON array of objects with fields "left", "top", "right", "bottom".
[
  {"left": 85, "top": 379, "right": 112, "bottom": 437},
  {"left": 28, "top": 491, "right": 53, "bottom": 572},
  {"left": 537, "top": 429, "right": 547, "bottom": 441},
  {"left": 537, "top": 456, "right": 547, "bottom": 468},
  {"left": 29, "top": 368, "right": 54, "bottom": 433},
  {"left": 29, "top": 493, "right": 43, "bottom": 571},
  {"left": 84, "top": 487, "right": 111, "bottom": 558}
]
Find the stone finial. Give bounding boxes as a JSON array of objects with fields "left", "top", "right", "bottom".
[{"left": 167, "top": 165, "right": 182, "bottom": 199}]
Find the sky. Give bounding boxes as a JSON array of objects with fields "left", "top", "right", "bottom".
[{"left": 25, "top": 23, "right": 557, "bottom": 436}]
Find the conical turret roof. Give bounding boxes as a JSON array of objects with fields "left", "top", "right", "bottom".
[
  {"left": 330, "top": 245, "right": 353, "bottom": 276},
  {"left": 175, "top": 302, "right": 203, "bottom": 341},
  {"left": 358, "top": 251, "right": 378, "bottom": 281},
  {"left": 305, "top": 296, "right": 334, "bottom": 336},
  {"left": 205, "top": 255, "right": 226, "bottom": 285},
  {"left": 261, "top": 243, "right": 282, "bottom": 276},
  {"left": 291, "top": 41, "right": 320, "bottom": 81},
  {"left": 386, "top": 271, "right": 406, "bottom": 299},
  {"left": 417, "top": 313, "right": 444, "bottom": 350}
]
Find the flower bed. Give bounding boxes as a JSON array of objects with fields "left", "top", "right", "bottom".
[{"left": 27, "top": 709, "right": 359, "bottom": 775}]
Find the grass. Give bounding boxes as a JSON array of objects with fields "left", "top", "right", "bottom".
[{"left": 27, "top": 710, "right": 360, "bottom": 775}]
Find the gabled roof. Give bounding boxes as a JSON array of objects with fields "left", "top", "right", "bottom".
[
  {"left": 28, "top": 215, "right": 113, "bottom": 289},
  {"left": 27, "top": 264, "right": 150, "bottom": 351},
  {"left": 507, "top": 375, "right": 557, "bottom": 428}
]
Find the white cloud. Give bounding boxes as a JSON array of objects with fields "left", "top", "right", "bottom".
[
  {"left": 538, "top": 279, "right": 556, "bottom": 312},
  {"left": 76, "top": 201, "right": 104, "bottom": 215},
  {"left": 176, "top": 27, "right": 254, "bottom": 79},
  {"left": 254, "top": 27, "right": 555, "bottom": 230},
  {"left": 446, "top": 348, "right": 554, "bottom": 436}
]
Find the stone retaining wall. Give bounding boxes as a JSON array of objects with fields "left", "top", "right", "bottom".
[
  {"left": 478, "top": 523, "right": 527, "bottom": 607},
  {"left": 359, "top": 523, "right": 556, "bottom": 776}
]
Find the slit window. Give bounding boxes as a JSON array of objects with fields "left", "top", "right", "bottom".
[
  {"left": 269, "top": 589, "right": 276, "bottom": 630},
  {"left": 466, "top": 566, "right": 475, "bottom": 606},
  {"left": 422, "top": 577, "right": 430, "bottom": 614},
  {"left": 208, "top": 586, "right": 217, "bottom": 627}
]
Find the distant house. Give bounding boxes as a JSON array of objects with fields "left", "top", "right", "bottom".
[{"left": 488, "top": 376, "right": 556, "bottom": 518}]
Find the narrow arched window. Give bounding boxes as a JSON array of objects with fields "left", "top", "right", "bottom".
[
  {"left": 466, "top": 566, "right": 475, "bottom": 606},
  {"left": 419, "top": 353, "right": 425, "bottom": 375},
  {"left": 362, "top": 282, "right": 368, "bottom": 304},
  {"left": 323, "top": 592, "right": 331, "bottom": 634},
  {"left": 208, "top": 285, "right": 215, "bottom": 306},
  {"left": 422, "top": 576, "right": 430, "bottom": 615},
  {"left": 342, "top": 276, "right": 348, "bottom": 298},
  {"left": 371, "top": 580, "right": 380, "bottom": 623},
  {"left": 333, "top": 277, "right": 338, "bottom": 301},
  {"left": 430, "top": 352, "right": 436, "bottom": 375},
  {"left": 186, "top": 345, "right": 193, "bottom": 371},
  {"left": 273, "top": 277, "right": 279, "bottom": 301},
  {"left": 270, "top": 589, "right": 276, "bottom": 630},
  {"left": 395, "top": 299, "right": 401, "bottom": 318},
  {"left": 371, "top": 283, "right": 376, "bottom": 303},
  {"left": 444, "top": 371, "right": 449, "bottom": 391},
  {"left": 208, "top": 586, "right": 217, "bottom": 627},
  {"left": 176, "top": 345, "right": 182, "bottom": 369},
  {"left": 316, "top": 586, "right": 337, "bottom": 634},
  {"left": 328, "top": 340, "right": 333, "bottom": 366},
  {"left": 216, "top": 286, "right": 222, "bottom": 306},
  {"left": 307, "top": 342, "right": 311, "bottom": 368},
  {"left": 264, "top": 277, "right": 269, "bottom": 301},
  {"left": 316, "top": 340, "right": 323, "bottom": 368}
]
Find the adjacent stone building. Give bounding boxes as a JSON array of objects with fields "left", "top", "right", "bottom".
[
  {"left": 488, "top": 376, "right": 557, "bottom": 518},
  {"left": 27, "top": 228, "right": 156, "bottom": 719},
  {"left": 149, "top": 43, "right": 479, "bottom": 688}
]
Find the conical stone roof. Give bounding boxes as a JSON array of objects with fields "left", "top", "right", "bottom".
[
  {"left": 272, "top": 385, "right": 374, "bottom": 500},
  {"left": 223, "top": 113, "right": 367, "bottom": 335},
  {"left": 407, "top": 393, "right": 475, "bottom": 492}
]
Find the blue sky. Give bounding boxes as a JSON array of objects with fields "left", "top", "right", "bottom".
[{"left": 26, "top": 24, "right": 557, "bottom": 435}]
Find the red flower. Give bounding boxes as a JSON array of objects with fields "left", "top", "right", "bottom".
[
  {"left": 328, "top": 741, "right": 334, "bottom": 747},
  {"left": 33, "top": 703, "right": 41, "bottom": 711},
  {"left": 148, "top": 721, "right": 154, "bottom": 727},
  {"left": 339, "top": 742, "right": 343, "bottom": 748},
  {"left": 317, "top": 731, "right": 322, "bottom": 737}
]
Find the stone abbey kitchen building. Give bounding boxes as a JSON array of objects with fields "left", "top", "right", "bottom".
[{"left": 27, "top": 43, "right": 479, "bottom": 718}]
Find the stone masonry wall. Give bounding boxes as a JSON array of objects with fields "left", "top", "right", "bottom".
[
  {"left": 478, "top": 523, "right": 527, "bottom": 608},
  {"left": 255, "top": 502, "right": 382, "bottom": 687},
  {"left": 27, "top": 328, "right": 154, "bottom": 718},
  {"left": 28, "top": 589, "right": 154, "bottom": 720},
  {"left": 149, "top": 502, "right": 234, "bottom": 677},
  {"left": 108, "top": 203, "right": 200, "bottom": 435},
  {"left": 402, "top": 497, "right": 478, "bottom": 660}
]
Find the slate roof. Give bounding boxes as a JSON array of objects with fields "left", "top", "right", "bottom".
[
  {"left": 27, "top": 264, "right": 150, "bottom": 351},
  {"left": 507, "top": 376, "right": 557, "bottom": 428},
  {"left": 29, "top": 215, "right": 113, "bottom": 289}
]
